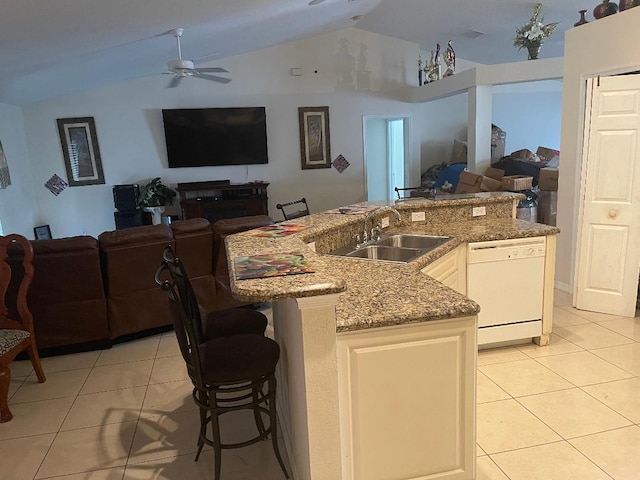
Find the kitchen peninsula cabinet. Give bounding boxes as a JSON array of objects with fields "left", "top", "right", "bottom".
[
  {"left": 225, "top": 193, "right": 559, "bottom": 480},
  {"left": 421, "top": 244, "right": 466, "bottom": 295},
  {"left": 337, "top": 316, "right": 476, "bottom": 480}
]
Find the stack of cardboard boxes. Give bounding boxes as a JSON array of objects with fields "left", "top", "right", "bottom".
[
  {"left": 537, "top": 168, "right": 558, "bottom": 226},
  {"left": 454, "top": 167, "right": 534, "bottom": 194}
]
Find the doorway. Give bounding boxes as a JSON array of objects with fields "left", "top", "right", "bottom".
[{"left": 363, "top": 115, "right": 410, "bottom": 201}]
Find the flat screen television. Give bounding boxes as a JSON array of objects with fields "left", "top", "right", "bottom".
[{"left": 162, "top": 107, "right": 268, "bottom": 167}]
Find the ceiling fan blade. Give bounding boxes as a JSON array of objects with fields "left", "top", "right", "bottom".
[
  {"left": 196, "top": 67, "right": 229, "bottom": 73},
  {"left": 167, "top": 76, "right": 183, "bottom": 88},
  {"left": 196, "top": 73, "right": 232, "bottom": 84}
]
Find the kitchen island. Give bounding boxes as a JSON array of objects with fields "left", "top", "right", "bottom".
[{"left": 225, "top": 193, "right": 559, "bottom": 480}]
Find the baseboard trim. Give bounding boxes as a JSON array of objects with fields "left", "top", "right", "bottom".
[{"left": 554, "top": 280, "right": 570, "bottom": 293}]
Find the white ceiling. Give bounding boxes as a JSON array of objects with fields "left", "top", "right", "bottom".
[{"left": 0, "top": 0, "right": 590, "bottom": 105}]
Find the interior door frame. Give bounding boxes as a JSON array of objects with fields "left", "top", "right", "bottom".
[{"left": 362, "top": 114, "right": 412, "bottom": 202}]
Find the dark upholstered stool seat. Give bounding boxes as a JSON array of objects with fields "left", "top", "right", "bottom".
[
  {"left": 199, "top": 334, "right": 279, "bottom": 384},
  {"left": 202, "top": 308, "right": 267, "bottom": 340}
]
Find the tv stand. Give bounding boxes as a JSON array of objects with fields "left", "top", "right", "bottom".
[{"left": 177, "top": 181, "right": 269, "bottom": 223}]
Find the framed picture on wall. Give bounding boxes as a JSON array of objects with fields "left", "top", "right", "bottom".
[
  {"left": 33, "top": 224, "right": 52, "bottom": 240},
  {"left": 0, "top": 139, "right": 11, "bottom": 189},
  {"left": 56, "top": 117, "right": 105, "bottom": 186},
  {"left": 298, "top": 106, "right": 331, "bottom": 169}
]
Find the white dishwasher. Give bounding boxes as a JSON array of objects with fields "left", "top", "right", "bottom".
[{"left": 467, "top": 237, "right": 546, "bottom": 346}]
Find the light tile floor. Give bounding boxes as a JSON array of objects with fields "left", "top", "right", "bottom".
[{"left": 1, "top": 290, "right": 639, "bottom": 479}]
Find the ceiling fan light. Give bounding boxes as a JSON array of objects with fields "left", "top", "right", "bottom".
[{"left": 168, "top": 59, "right": 195, "bottom": 71}]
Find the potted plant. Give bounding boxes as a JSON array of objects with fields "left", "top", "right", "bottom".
[
  {"left": 137, "top": 177, "right": 176, "bottom": 224},
  {"left": 513, "top": 3, "right": 558, "bottom": 60}
]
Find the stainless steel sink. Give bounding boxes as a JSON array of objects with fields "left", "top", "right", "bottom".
[
  {"left": 376, "top": 234, "right": 450, "bottom": 250},
  {"left": 345, "top": 245, "right": 423, "bottom": 262},
  {"left": 328, "top": 234, "right": 452, "bottom": 263}
]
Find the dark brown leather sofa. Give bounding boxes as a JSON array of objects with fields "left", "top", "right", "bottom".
[
  {"left": 6, "top": 216, "right": 273, "bottom": 355},
  {"left": 6, "top": 236, "right": 110, "bottom": 353}
]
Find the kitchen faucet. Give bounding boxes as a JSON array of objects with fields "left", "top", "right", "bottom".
[{"left": 356, "top": 206, "right": 402, "bottom": 247}]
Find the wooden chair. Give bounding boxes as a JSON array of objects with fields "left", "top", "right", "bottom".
[
  {"left": 155, "top": 246, "right": 288, "bottom": 480},
  {"left": 0, "top": 234, "right": 46, "bottom": 423},
  {"left": 276, "top": 197, "right": 309, "bottom": 220}
]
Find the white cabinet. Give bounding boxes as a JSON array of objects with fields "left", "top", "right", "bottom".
[
  {"left": 337, "top": 316, "right": 477, "bottom": 480},
  {"left": 421, "top": 244, "right": 467, "bottom": 295}
]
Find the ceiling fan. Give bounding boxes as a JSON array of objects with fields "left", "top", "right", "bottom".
[{"left": 165, "top": 27, "right": 231, "bottom": 88}]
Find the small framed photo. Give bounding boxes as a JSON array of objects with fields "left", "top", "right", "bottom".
[
  {"left": 33, "top": 224, "right": 52, "bottom": 240},
  {"left": 298, "top": 106, "right": 331, "bottom": 169},
  {"left": 56, "top": 117, "right": 105, "bottom": 186}
]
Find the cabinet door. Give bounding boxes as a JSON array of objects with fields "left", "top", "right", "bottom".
[
  {"left": 337, "top": 317, "right": 477, "bottom": 480},
  {"left": 421, "top": 245, "right": 466, "bottom": 295}
]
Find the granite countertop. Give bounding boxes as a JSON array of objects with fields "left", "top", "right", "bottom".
[{"left": 226, "top": 196, "right": 560, "bottom": 332}]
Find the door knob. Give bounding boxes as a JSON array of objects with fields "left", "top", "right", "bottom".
[{"left": 608, "top": 209, "right": 617, "bottom": 219}]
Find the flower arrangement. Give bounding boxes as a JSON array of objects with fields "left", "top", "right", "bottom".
[
  {"left": 137, "top": 177, "right": 176, "bottom": 207},
  {"left": 513, "top": 3, "right": 558, "bottom": 59}
]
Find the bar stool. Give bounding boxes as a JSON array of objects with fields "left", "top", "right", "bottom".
[{"left": 155, "top": 246, "right": 288, "bottom": 479}]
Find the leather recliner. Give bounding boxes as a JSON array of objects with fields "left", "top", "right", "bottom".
[
  {"left": 6, "top": 236, "right": 110, "bottom": 352},
  {"left": 98, "top": 225, "right": 175, "bottom": 339},
  {"left": 211, "top": 215, "right": 274, "bottom": 309},
  {"left": 170, "top": 218, "right": 217, "bottom": 312}
]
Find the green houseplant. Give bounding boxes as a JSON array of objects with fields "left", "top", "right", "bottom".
[{"left": 137, "top": 177, "right": 176, "bottom": 207}]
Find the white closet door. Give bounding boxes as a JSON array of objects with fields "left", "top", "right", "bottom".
[{"left": 575, "top": 74, "right": 640, "bottom": 316}]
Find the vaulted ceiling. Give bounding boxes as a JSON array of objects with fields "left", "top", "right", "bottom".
[{"left": 0, "top": 0, "right": 593, "bottom": 105}]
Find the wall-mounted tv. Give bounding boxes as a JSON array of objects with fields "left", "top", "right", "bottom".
[{"left": 162, "top": 107, "right": 268, "bottom": 168}]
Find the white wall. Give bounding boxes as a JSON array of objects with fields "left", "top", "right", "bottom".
[
  {"left": 0, "top": 102, "right": 37, "bottom": 237},
  {"left": 416, "top": 81, "right": 562, "bottom": 176},
  {"left": 21, "top": 28, "right": 424, "bottom": 237},
  {"left": 558, "top": 7, "right": 640, "bottom": 291},
  {"left": 493, "top": 81, "right": 562, "bottom": 155},
  {"left": 419, "top": 93, "right": 468, "bottom": 172}
]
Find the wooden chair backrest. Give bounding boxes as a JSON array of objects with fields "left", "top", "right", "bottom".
[{"left": 0, "top": 234, "right": 35, "bottom": 333}]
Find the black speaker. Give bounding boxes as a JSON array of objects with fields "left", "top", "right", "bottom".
[
  {"left": 113, "top": 184, "right": 140, "bottom": 212},
  {"left": 114, "top": 210, "right": 143, "bottom": 230}
]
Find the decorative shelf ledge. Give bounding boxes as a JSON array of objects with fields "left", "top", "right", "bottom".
[{"left": 408, "top": 57, "right": 564, "bottom": 103}]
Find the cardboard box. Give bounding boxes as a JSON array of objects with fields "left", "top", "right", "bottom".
[
  {"left": 485, "top": 167, "right": 505, "bottom": 181},
  {"left": 481, "top": 176, "right": 503, "bottom": 192},
  {"left": 536, "top": 146, "right": 560, "bottom": 164},
  {"left": 537, "top": 190, "right": 558, "bottom": 226},
  {"left": 455, "top": 170, "right": 502, "bottom": 194},
  {"left": 510, "top": 149, "right": 535, "bottom": 160},
  {"left": 538, "top": 168, "right": 559, "bottom": 191},
  {"left": 451, "top": 139, "right": 467, "bottom": 164},
  {"left": 455, "top": 170, "right": 481, "bottom": 194},
  {"left": 502, "top": 175, "right": 533, "bottom": 191}
]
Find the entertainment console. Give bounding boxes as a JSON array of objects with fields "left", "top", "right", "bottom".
[{"left": 176, "top": 181, "right": 269, "bottom": 223}]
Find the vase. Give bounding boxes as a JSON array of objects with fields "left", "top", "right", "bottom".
[
  {"left": 527, "top": 44, "right": 540, "bottom": 60},
  {"left": 619, "top": 0, "right": 640, "bottom": 9},
  {"left": 593, "top": 0, "right": 618, "bottom": 18},
  {"left": 143, "top": 206, "right": 165, "bottom": 225},
  {"left": 574, "top": 9, "right": 589, "bottom": 26}
]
